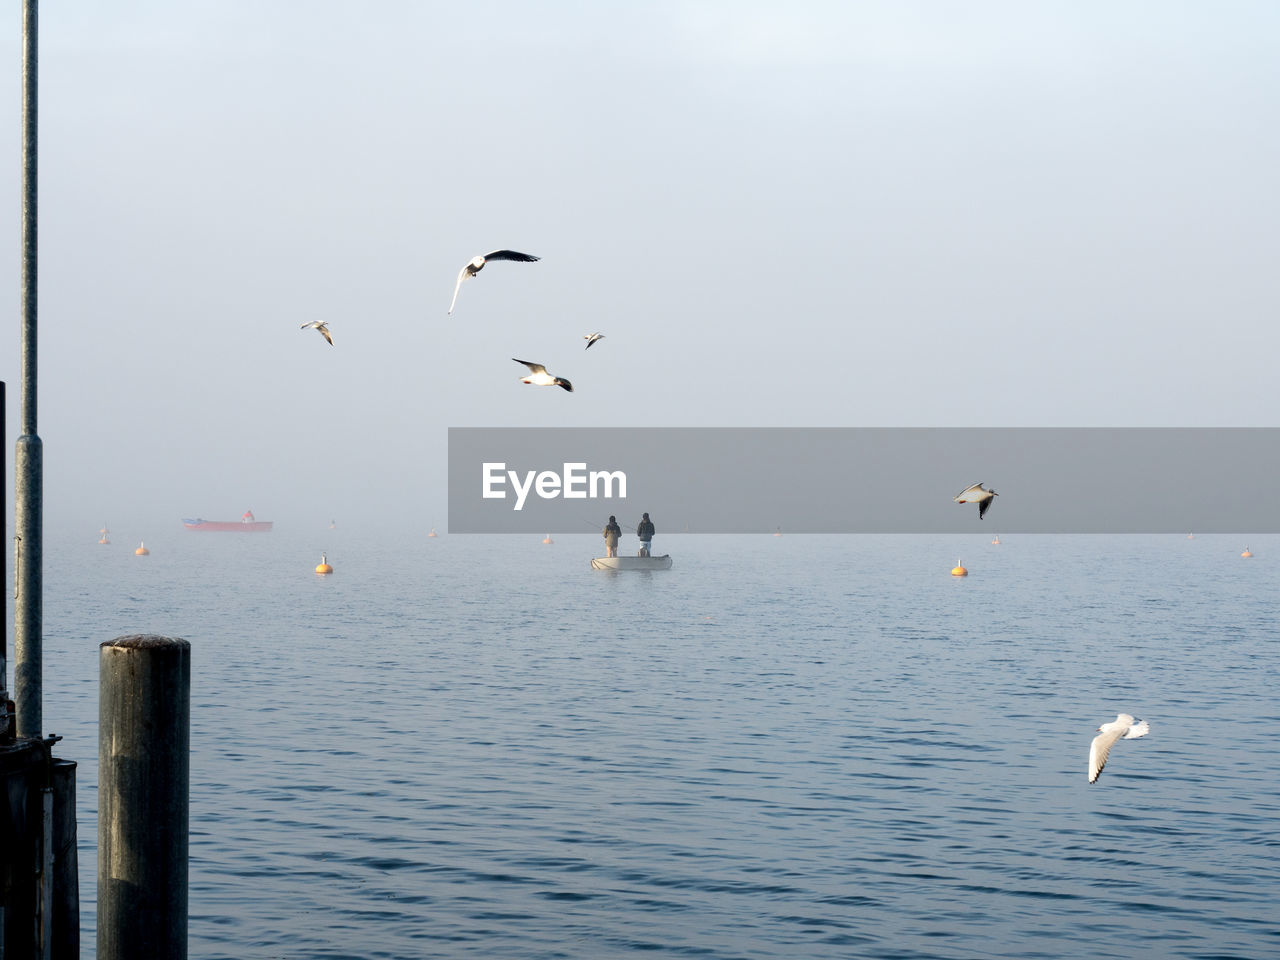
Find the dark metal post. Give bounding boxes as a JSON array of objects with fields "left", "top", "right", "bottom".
[
  {"left": 98, "top": 636, "right": 189, "bottom": 960},
  {"left": 14, "top": 0, "right": 43, "bottom": 741},
  {"left": 50, "top": 758, "right": 79, "bottom": 958}
]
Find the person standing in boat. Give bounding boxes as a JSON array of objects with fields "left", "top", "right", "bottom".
[
  {"left": 636, "top": 513, "right": 655, "bottom": 556},
  {"left": 603, "top": 516, "right": 622, "bottom": 558}
]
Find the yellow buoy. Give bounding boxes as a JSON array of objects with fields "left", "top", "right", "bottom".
[
  {"left": 1241, "top": 547, "right": 1253, "bottom": 558},
  {"left": 315, "top": 552, "right": 333, "bottom": 575},
  {"left": 951, "top": 559, "right": 967, "bottom": 577},
  {"left": 135, "top": 541, "right": 149, "bottom": 556},
  {"left": 542, "top": 534, "right": 554, "bottom": 544}
]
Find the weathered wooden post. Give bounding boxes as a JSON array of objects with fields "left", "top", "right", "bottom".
[
  {"left": 0, "top": 737, "right": 76, "bottom": 958},
  {"left": 98, "top": 636, "right": 190, "bottom": 960}
]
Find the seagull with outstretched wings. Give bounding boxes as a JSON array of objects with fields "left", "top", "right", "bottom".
[
  {"left": 448, "top": 250, "right": 541, "bottom": 314},
  {"left": 953, "top": 482, "right": 998, "bottom": 519},
  {"left": 513, "top": 358, "right": 573, "bottom": 392},
  {"left": 300, "top": 321, "right": 333, "bottom": 346},
  {"left": 1088, "top": 713, "right": 1150, "bottom": 783}
]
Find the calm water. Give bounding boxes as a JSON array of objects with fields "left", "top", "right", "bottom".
[{"left": 38, "top": 529, "right": 1280, "bottom": 959}]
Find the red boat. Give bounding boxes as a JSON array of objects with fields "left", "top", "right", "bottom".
[{"left": 182, "top": 510, "right": 273, "bottom": 532}]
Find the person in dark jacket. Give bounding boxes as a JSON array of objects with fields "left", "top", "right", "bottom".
[
  {"left": 636, "top": 513, "right": 655, "bottom": 556},
  {"left": 603, "top": 516, "right": 622, "bottom": 557}
]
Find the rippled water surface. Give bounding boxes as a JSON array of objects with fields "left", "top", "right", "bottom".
[{"left": 39, "top": 530, "right": 1280, "bottom": 958}]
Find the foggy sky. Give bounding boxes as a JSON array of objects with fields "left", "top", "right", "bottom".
[{"left": 2, "top": 2, "right": 1278, "bottom": 537}]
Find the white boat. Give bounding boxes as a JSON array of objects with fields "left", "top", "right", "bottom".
[{"left": 591, "top": 555, "right": 673, "bottom": 571}]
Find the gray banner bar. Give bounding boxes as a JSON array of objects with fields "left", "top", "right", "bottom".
[{"left": 448, "top": 428, "right": 1280, "bottom": 533}]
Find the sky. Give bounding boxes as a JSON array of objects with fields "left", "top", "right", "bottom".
[{"left": 1, "top": 1, "right": 1277, "bottom": 535}]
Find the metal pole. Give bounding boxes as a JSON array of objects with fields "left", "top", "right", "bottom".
[
  {"left": 14, "top": 0, "right": 42, "bottom": 741},
  {"left": 1, "top": 380, "right": 9, "bottom": 740},
  {"left": 98, "top": 636, "right": 189, "bottom": 960}
]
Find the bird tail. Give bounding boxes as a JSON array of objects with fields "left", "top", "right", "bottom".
[{"left": 1124, "top": 720, "right": 1149, "bottom": 740}]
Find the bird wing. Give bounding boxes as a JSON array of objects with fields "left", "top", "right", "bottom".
[
  {"left": 513, "top": 359, "right": 547, "bottom": 375},
  {"left": 955, "top": 483, "right": 982, "bottom": 501},
  {"left": 1124, "top": 719, "right": 1150, "bottom": 740},
  {"left": 1088, "top": 726, "right": 1125, "bottom": 783},
  {"left": 319, "top": 325, "right": 333, "bottom": 346},
  {"left": 978, "top": 497, "right": 992, "bottom": 519},
  {"left": 448, "top": 265, "right": 473, "bottom": 314},
  {"left": 300, "top": 321, "right": 316, "bottom": 330},
  {"left": 483, "top": 250, "right": 540, "bottom": 263}
]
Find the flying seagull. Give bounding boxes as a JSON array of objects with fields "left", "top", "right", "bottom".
[
  {"left": 300, "top": 321, "right": 333, "bottom": 346},
  {"left": 584, "top": 332, "right": 605, "bottom": 349},
  {"left": 448, "top": 250, "right": 541, "bottom": 314},
  {"left": 1088, "top": 713, "right": 1150, "bottom": 784},
  {"left": 513, "top": 358, "right": 573, "bottom": 392},
  {"left": 954, "top": 482, "right": 998, "bottom": 519}
]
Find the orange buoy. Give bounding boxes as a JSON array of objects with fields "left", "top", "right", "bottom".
[
  {"left": 315, "top": 552, "right": 333, "bottom": 575},
  {"left": 951, "top": 559, "right": 967, "bottom": 577},
  {"left": 542, "top": 534, "right": 554, "bottom": 544},
  {"left": 135, "top": 541, "right": 149, "bottom": 556},
  {"left": 427, "top": 528, "right": 438, "bottom": 538},
  {"left": 991, "top": 535, "right": 1001, "bottom": 545},
  {"left": 1241, "top": 547, "right": 1253, "bottom": 558}
]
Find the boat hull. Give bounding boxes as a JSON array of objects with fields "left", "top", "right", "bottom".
[
  {"left": 591, "top": 555, "right": 672, "bottom": 570},
  {"left": 182, "top": 519, "right": 273, "bottom": 532}
]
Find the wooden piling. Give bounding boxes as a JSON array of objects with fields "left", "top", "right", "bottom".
[
  {"left": 98, "top": 635, "right": 190, "bottom": 960},
  {"left": 0, "top": 740, "right": 76, "bottom": 958},
  {"left": 0, "top": 739, "right": 41, "bottom": 959}
]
